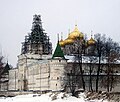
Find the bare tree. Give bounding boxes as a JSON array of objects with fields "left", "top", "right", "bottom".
[
  {"left": 0, "top": 56, "right": 4, "bottom": 76},
  {"left": 88, "top": 56, "right": 97, "bottom": 92},
  {"left": 104, "top": 38, "right": 120, "bottom": 92},
  {"left": 75, "top": 38, "right": 86, "bottom": 91},
  {"left": 94, "top": 34, "right": 106, "bottom": 92},
  {"left": 0, "top": 55, "right": 5, "bottom": 90},
  {"left": 63, "top": 37, "right": 87, "bottom": 96}
]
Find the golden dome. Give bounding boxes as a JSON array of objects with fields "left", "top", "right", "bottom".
[
  {"left": 68, "top": 25, "right": 84, "bottom": 39},
  {"left": 64, "top": 38, "right": 74, "bottom": 45},
  {"left": 59, "top": 39, "right": 65, "bottom": 47},
  {"left": 88, "top": 37, "right": 96, "bottom": 45}
]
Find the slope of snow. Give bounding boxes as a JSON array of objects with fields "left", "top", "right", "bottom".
[{"left": 0, "top": 92, "right": 108, "bottom": 102}]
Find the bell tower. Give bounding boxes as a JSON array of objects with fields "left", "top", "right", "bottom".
[
  {"left": 17, "top": 15, "right": 52, "bottom": 91},
  {"left": 21, "top": 15, "right": 52, "bottom": 55}
]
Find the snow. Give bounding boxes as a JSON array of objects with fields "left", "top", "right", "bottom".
[
  {"left": 0, "top": 92, "right": 108, "bottom": 102},
  {"left": 65, "top": 55, "right": 120, "bottom": 64}
]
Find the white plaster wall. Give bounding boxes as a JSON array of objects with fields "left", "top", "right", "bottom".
[
  {"left": 9, "top": 69, "right": 18, "bottom": 90},
  {"left": 49, "top": 59, "right": 67, "bottom": 91}
]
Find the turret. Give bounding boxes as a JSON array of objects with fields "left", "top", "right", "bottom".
[{"left": 50, "top": 42, "right": 67, "bottom": 91}]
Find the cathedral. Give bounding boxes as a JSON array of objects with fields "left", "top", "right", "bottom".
[{"left": 5, "top": 15, "right": 120, "bottom": 92}]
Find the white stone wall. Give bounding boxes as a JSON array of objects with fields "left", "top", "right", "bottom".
[
  {"left": 26, "top": 60, "right": 50, "bottom": 91},
  {"left": 8, "top": 54, "right": 120, "bottom": 92},
  {"left": 15, "top": 54, "right": 67, "bottom": 91},
  {"left": 8, "top": 69, "right": 18, "bottom": 90},
  {"left": 49, "top": 59, "right": 67, "bottom": 91}
]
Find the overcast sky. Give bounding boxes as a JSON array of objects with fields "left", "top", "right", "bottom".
[{"left": 0, "top": 0, "right": 120, "bottom": 67}]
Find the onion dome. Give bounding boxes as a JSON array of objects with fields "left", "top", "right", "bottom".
[
  {"left": 68, "top": 25, "right": 84, "bottom": 40},
  {"left": 59, "top": 39, "right": 65, "bottom": 47},
  {"left": 87, "top": 36, "right": 96, "bottom": 45},
  {"left": 64, "top": 38, "right": 74, "bottom": 45}
]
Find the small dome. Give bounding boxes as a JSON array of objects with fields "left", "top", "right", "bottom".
[
  {"left": 59, "top": 39, "right": 65, "bottom": 47},
  {"left": 88, "top": 37, "right": 96, "bottom": 45},
  {"left": 68, "top": 25, "right": 84, "bottom": 40},
  {"left": 64, "top": 38, "right": 74, "bottom": 45}
]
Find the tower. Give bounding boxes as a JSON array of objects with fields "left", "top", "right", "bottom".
[
  {"left": 17, "top": 15, "right": 52, "bottom": 91},
  {"left": 21, "top": 15, "right": 52, "bottom": 55},
  {"left": 50, "top": 42, "right": 67, "bottom": 91}
]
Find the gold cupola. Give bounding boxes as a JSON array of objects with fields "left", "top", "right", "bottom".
[
  {"left": 88, "top": 35, "right": 96, "bottom": 45},
  {"left": 64, "top": 38, "right": 74, "bottom": 45},
  {"left": 68, "top": 25, "right": 84, "bottom": 40}
]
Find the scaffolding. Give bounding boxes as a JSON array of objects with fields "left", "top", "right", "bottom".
[{"left": 21, "top": 15, "right": 52, "bottom": 55}]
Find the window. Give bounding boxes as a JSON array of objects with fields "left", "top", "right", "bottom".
[
  {"left": 59, "top": 60, "right": 61, "bottom": 62},
  {"left": 57, "top": 77, "right": 59, "bottom": 80}
]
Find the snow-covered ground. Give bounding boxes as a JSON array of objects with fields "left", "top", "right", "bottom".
[{"left": 0, "top": 92, "right": 108, "bottom": 102}]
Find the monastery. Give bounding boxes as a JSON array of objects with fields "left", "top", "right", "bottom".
[{"left": 0, "top": 15, "right": 120, "bottom": 92}]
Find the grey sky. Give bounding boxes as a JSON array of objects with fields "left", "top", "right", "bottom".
[{"left": 0, "top": 0, "right": 120, "bottom": 67}]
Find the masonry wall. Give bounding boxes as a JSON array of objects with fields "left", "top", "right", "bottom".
[
  {"left": 27, "top": 61, "right": 50, "bottom": 91},
  {"left": 67, "top": 62, "right": 120, "bottom": 92},
  {"left": 9, "top": 69, "right": 18, "bottom": 90},
  {"left": 8, "top": 54, "right": 120, "bottom": 92},
  {"left": 49, "top": 59, "right": 67, "bottom": 91}
]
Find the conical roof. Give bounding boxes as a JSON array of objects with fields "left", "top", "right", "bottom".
[
  {"left": 52, "top": 42, "right": 65, "bottom": 59},
  {"left": 2, "top": 62, "right": 10, "bottom": 74}
]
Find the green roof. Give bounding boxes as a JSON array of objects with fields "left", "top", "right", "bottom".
[{"left": 52, "top": 42, "right": 65, "bottom": 59}]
